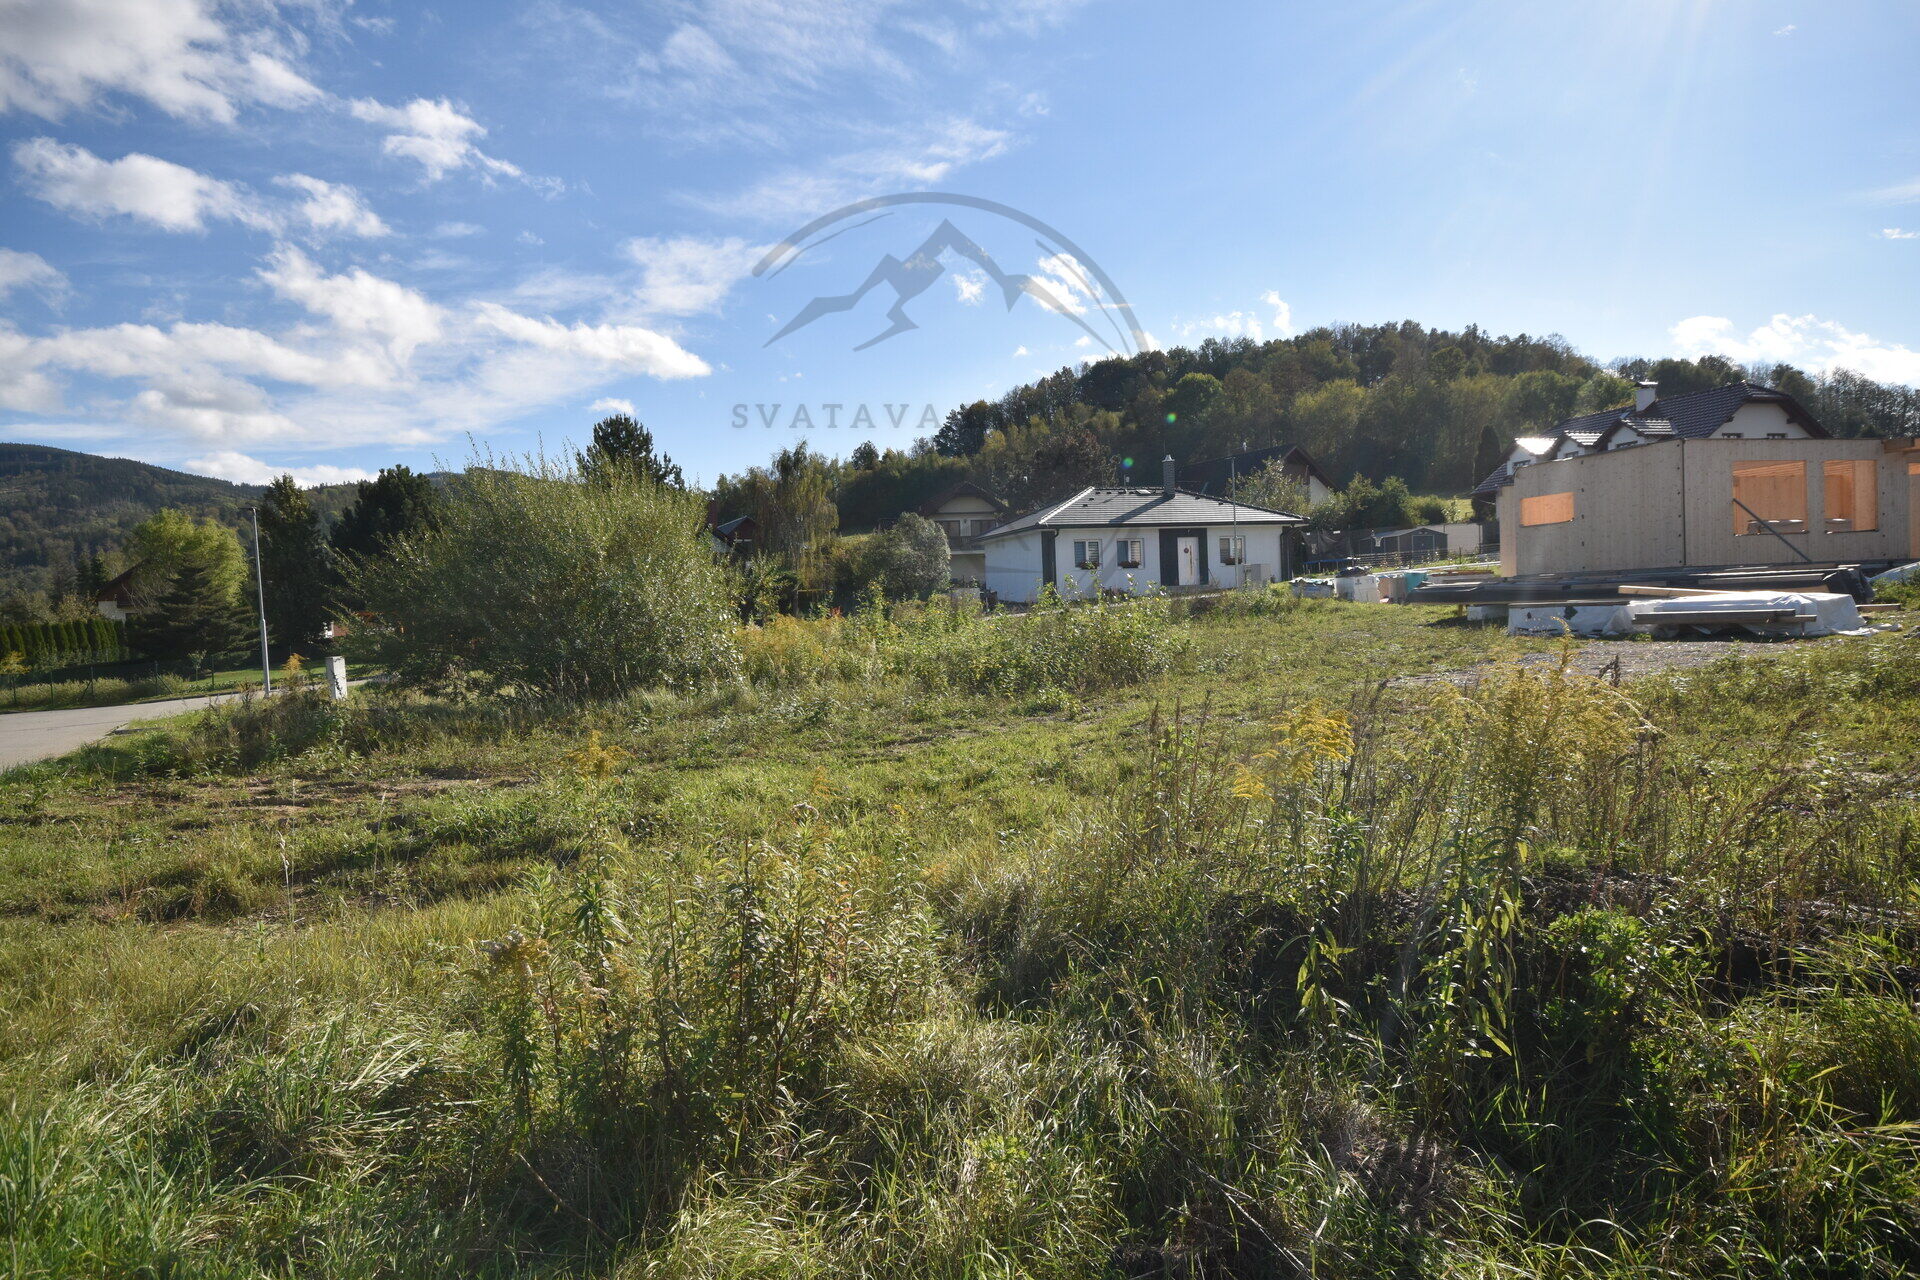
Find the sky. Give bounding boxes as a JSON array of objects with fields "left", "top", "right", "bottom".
[{"left": 2, "top": 0, "right": 1918, "bottom": 489}]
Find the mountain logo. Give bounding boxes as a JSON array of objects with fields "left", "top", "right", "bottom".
[{"left": 754, "top": 193, "right": 1147, "bottom": 357}]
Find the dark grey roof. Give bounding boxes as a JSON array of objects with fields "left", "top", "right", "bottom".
[
  {"left": 981, "top": 486, "right": 1304, "bottom": 539},
  {"left": 917, "top": 480, "right": 1008, "bottom": 516},
  {"left": 1469, "top": 383, "right": 1828, "bottom": 498},
  {"left": 1179, "top": 444, "right": 1331, "bottom": 495}
]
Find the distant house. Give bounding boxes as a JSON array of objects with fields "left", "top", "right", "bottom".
[
  {"left": 1473, "top": 381, "right": 1920, "bottom": 576},
  {"left": 917, "top": 481, "right": 1009, "bottom": 585},
  {"left": 981, "top": 457, "right": 1306, "bottom": 603},
  {"left": 709, "top": 514, "right": 758, "bottom": 557},
  {"left": 94, "top": 567, "right": 143, "bottom": 622},
  {"left": 1353, "top": 521, "right": 1490, "bottom": 561},
  {"left": 1179, "top": 444, "right": 1334, "bottom": 507}
]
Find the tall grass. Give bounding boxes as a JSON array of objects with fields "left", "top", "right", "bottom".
[{"left": 5, "top": 621, "right": 1920, "bottom": 1276}]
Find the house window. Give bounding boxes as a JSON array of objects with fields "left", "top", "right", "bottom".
[
  {"left": 1822, "top": 460, "right": 1878, "bottom": 532},
  {"left": 1219, "top": 535, "right": 1245, "bottom": 565},
  {"left": 1117, "top": 538, "right": 1144, "bottom": 568},
  {"left": 1519, "top": 492, "right": 1575, "bottom": 526},
  {"left": 1731, "top": 460, "right": 1807, "bottom": 535},
  {"left": 1073, "top": 539, "right": 1101, "bottom": 570},
  {"left": 1766, "top": 433, "right": 1787, "bottom": 440},
  {"left": 1721, "top": 432, "right": 1743, "bottom": 439}
]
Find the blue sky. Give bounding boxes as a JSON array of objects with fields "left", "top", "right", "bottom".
[{"left": 2, "top": 0, "right": 1917, "bottom": 488}]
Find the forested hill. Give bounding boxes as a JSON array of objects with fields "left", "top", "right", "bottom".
[
  {"left": 811, "top": 322, "right": 1920, "bottom": 530},
  {"left": 0, "top": 443, "right": 357, "bottom": 608}
]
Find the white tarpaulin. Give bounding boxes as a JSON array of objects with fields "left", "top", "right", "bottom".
[
  {"left": 1508, "top": 603, "right": 1634, "bottom": 637},
  {"left": 1627, "top": 591, "right": 1873, "bottom": 637},
  {"left": 1871, "top": 561, "right": 1920, "bottom": 587}
]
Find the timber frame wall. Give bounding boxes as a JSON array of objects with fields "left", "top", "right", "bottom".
[{"left": 1497, "top": 437, "right": 1920, "bottom": 577}]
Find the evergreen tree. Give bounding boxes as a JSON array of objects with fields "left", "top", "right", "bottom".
[
  {"left": 576, "top": 414, "right": 684, "bottom": 487},
  {"left": 332, "top": 467, "right": 441, "bottom": 607},
  {"left": 257, "top": 475, "right": 335, "bottom": 646},
  {"left": 129, "top": 562, "right": 251, "bottom": 663}
]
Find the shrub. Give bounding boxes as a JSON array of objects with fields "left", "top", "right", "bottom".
[
  {"left": 886, "top": 592, "right": 1186, "bottom": 697},
  {"left": 345, "top": 454, "right": 740, "bottom": 696}
]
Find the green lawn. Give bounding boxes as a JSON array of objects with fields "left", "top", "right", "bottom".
[
  {"left": 0, "top": 656, "right": 377, "bottom": 714},
  {"left": 2, "top": 599, "right": 1917, "bottom": 1278}
]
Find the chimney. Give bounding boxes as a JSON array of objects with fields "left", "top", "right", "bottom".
[
  {"left": 1162, "top": 455, "right": 1176, "bottom": 495},
  {"left": 1635, "top": 380, "right": 1658, "bottom": 413}
]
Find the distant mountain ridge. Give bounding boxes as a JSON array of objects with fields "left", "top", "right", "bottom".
[{"left": 0, "top": 442, "right": 361, "bottom": 606}]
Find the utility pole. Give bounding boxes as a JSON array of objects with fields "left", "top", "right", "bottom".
[{"left": 243, "top": 506, "right": 273, "bottom": 695}]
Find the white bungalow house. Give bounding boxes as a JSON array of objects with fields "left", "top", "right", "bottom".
[{"left": 981, "top": 458, "right": 1306, "bottom": 604}]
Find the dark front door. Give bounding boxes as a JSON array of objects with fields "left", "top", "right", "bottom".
[
  {"left": 1040, "top": 530, "right": 1057, "bottom": 587},
  {"left": 1158, "top": 528, "right": 1208, "bottom": 587}
]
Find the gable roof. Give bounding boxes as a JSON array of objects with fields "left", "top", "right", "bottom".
[
  {"left": 917, "top": 480, "right": 1008, "bottom": 516},
  {"left": 1179, "top": 444, "right": 1331, "bottom": 495},
  {"left": 1471, "top": 382, "right": 1828, "bottom": 497},
  {"left": 95, "top": 566, "right": 141, "bottom": 607},
  {"left": 980, "top": 486, "right": 1304, "bottom": 540}
]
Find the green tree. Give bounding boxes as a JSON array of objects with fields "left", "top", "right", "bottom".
[
  {"left": 332, "top": 467, "right": 440, "bottom": 606},
  {"left": 257, "top": 475, "right": 335, "bottom": 648},
  {"left": 868, "top": 512, "right": 951, "bottom": 599},
  {"left": 934, "top": 401, "right": 996, "bottom": 457},
  {"left": 727, "top": 443, "right": 840, "bottom": 604},
  {"left": 1228, "top": 457, "right": 1311, "bottom": 514},
  {"left": 576, "top": 413, "right": 684, "bottom": 487},
  {"left": 345, "top": 455, "right": 738, "bottom": 695},
  {"left": 125, "top": 509, "right": 247, "bottom": 607},
  {"left": 128, "top": 560, "right": 251, "bottom": 663}
]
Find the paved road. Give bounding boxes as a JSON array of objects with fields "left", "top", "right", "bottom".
[{"left": 0, "top": 690, "right": 258, "bottom": 771}]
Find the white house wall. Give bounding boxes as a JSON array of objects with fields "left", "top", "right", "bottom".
[
  {"left": 1715, "top": 402, "right": 1810, "bottom": 440},
  {"left": 985, "top": 524, "right": 1291, "bottom": 604}
]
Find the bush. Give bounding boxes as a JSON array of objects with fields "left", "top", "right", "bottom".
[{"left": 345, "top": 455, "right": 740, "bottom": 696}]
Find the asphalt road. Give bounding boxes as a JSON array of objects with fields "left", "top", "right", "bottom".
[{"left": 0, "top": 690, "right": 258, "bottom": 772}]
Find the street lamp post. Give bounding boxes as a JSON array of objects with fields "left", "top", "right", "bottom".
[{"left": 242, "top": 506, "right": 273, "bottom": 695}]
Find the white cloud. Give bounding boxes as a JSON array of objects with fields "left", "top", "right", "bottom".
[
  {"left": 0, "top": 249, "right": 66, "bottom": 298},
  {"left": 1671, "top": 313, "right": 1920, "bottom": 386},
  {"left": 1882, "top": 227, "right": 1919, "bottom": 240},
  {"left": 1872, "top": 177, "right": 1920, "bottom": 204},
  {"left": 474, "top": 303, "right": 712, "bottom": 379},
  {"left": 621, "top": 235, "right": 762, "bottom": 315},
  {"left": 1260, "top": 290, "right": 1295, "bottom": 337},
  {"left": 952, "top": 268, "right": 987, "bottom": 304},
  {"left": 1012, "top": 344, "right": 1029, "bottom": 357},
  {"left": 1168, "top": 293, "right": 1296, "bottom": 346},
  {"left": 15, "top": 141, "right": 390, "bottom": 239},
  {"left": 587, "top": 396, "right": 635, "bottom": 416},
  {"left": 132, "top": 374, "right": 304, "bottom": 444},
  {"left": 517, "top": 230, "right": 545, "bottom": 246},
  {"left": 1031, "top": 251, "right": 1095, "bottom": 315},
  {"left": 701, "top": 118, "right": 1011, "bottom": 222},
  {"left": 182, "top": 450, "right": 375, "bottom": 486},
  {"left": 1773, "top": 24, "right": 1796, "bottom": 35},
  {"left": 260, "top": 247, "right": 443, "bottom": 365},
  {"left": 348, "top": 96, "right": 525, "bottom": 183},
  {"left": 434, "top": 220, "right": 483, "bottom": 238},
  {"left": 0, "top": 0, "right": 319, "bottom": 122},
  {"left": 274, "top": 174, "right": 389, "bottom": 238},
  {"left": 13, "top": 137, "right": 266, "bottom": 231}
]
